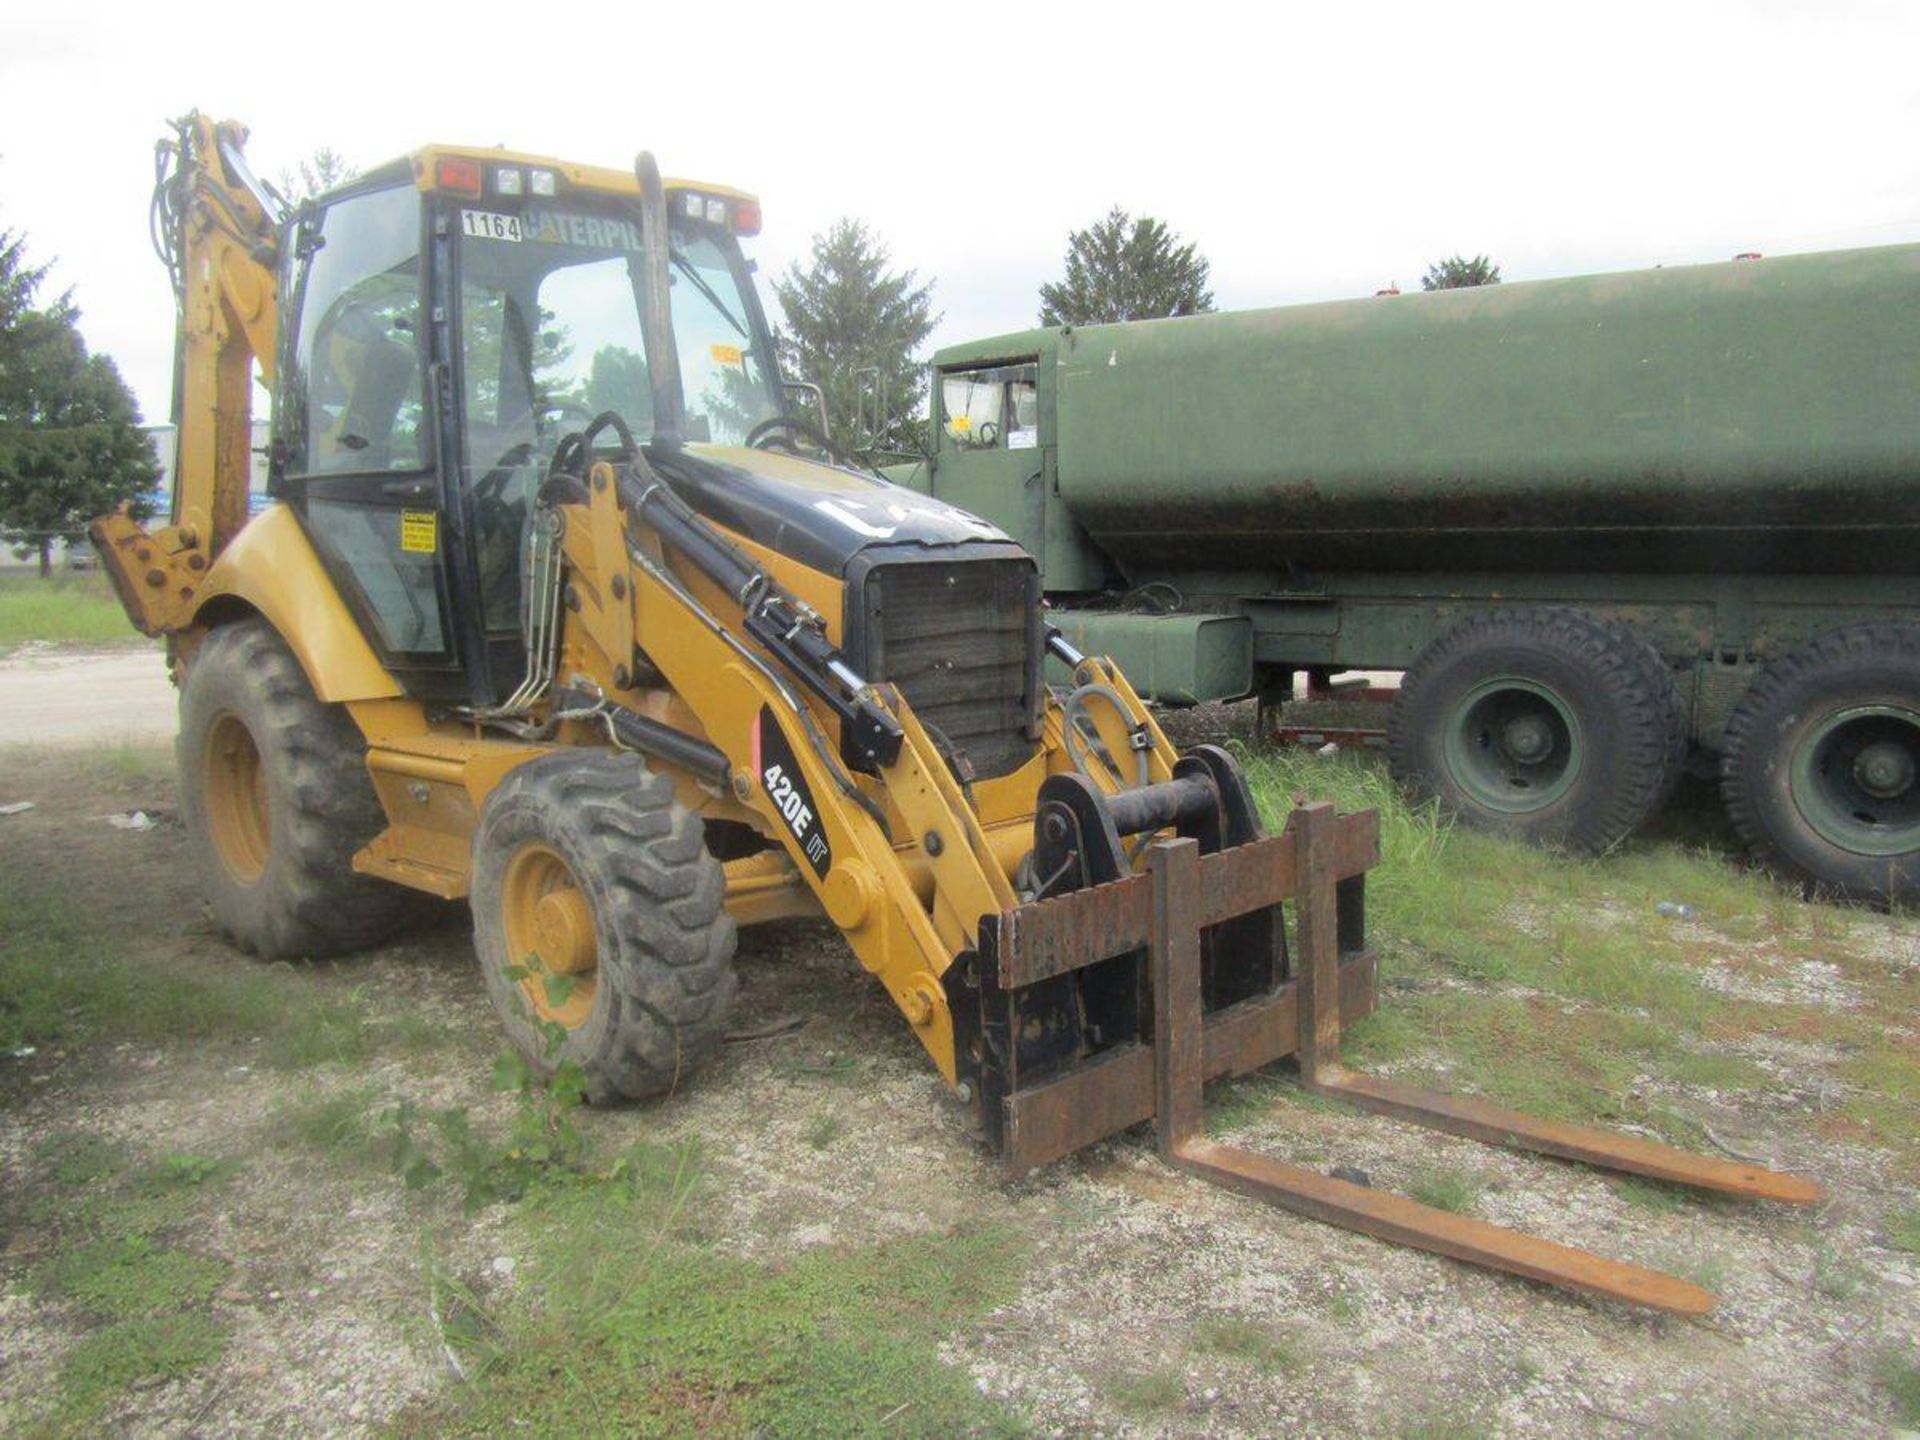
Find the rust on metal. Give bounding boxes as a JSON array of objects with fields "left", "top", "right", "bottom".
[
  {"left": 1306, "top": 1070, "right": 1823, "bottom": 1204},
  {"left": 1000, "top": 950, "right": 1378, "bottom": 1175},
  {"left": 996, "top": 810, "right": 1379, "bottom": 990},
  {"left": 1170, "top": 1139, "right": 1716, "bottom": 1316},
  {"left": 1124, "top": 822, "right": 1819, "bottom": 1316}
]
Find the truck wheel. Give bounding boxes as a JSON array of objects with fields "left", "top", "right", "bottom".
[
  {"left": 1388, "top": 608, "right": 1682, "bottom": 852},
  {"left": 1721, "top": 623, "right": 1920, "bottom": 906},
  {"left": 177, "top": 618, "right": 426, "bottom": 958},
  {"left": 471, "top": 751, "right": 738, "bottom": 1102}
]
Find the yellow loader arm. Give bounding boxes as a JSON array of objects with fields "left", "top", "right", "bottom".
[{"left": 92, "top": 113, "right": 280, "bottom": 634}]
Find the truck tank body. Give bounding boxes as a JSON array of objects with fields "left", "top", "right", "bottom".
[{"left": 1050, "top": 243, "right": 1920, "bottom": 579}]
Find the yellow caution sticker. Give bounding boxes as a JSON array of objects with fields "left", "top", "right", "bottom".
[
  {"left": 710, "top": 342, "right": 743, "bottom": 366},
  {"left": 400, "top": 510, "right": 438, "bottom": 554}
]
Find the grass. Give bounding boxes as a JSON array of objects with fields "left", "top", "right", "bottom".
[
  {"left": 397, "top": 1147, "right": 1028, "bottom": 1438},
  {"left": 1407, "top": 1165, "right": 1489, "bottom": 1215},
  {"left": 15, "top": 1131, "right": 240, "bottom": 1436},
  {"left": 1888, "top": 1206, "right": 1920, "bottom": 1256},
  {"left": 1878, "top": 1347, "right": 1920, "bottom": 1426},
  {"left": 0, "top": 570, "right": 140, "bottom": 647},
  {"left": 0, "top": 864, "right": 454, "bottom": 1068},
  {"left": 37, "top": 1235, "right": 228, "bottom": 1317},
  {"left": 1189, "top": 1314, "right": 1298, "bottom": 1373},
  {"left": 1235, "top": 746, "right": 1920, "bottom": 1169},
  {"left": 1103, "top": 1368, "right": 1187, "bottom": 1416}
]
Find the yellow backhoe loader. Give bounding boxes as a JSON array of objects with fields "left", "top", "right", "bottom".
[{"left": 93, "top": 113, "right": 1819, "bottom": 1315}]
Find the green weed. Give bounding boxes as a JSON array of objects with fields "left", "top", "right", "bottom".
[
  {"left": 1104, "top": 1368, "right": 1187, "bottom": 1416},
  {"left": 56, "top": 1314, "right": 229, "bottom": 1425},
  {"left": 34, "top": 1132, "right": 131, "bottom": 1187},
  {"left": 1408, "top": 1166, "right": 1487, "bottom": 1215},
  {"left": 1887, "top": 1206, "right": 1920, "bottom": 1256},
  {"left": 1190, "top": 1314, "right": 1297, "bottom": 1372},
  {"left": 802, "top": 1112, "right": 843, "bottom": 1150},
  {"left": 37, "top": 1235, "right": 227, "bottom": 1317},
  {"left": 1878, "top": 1347, "right": 1920, "bottom": 1426}
]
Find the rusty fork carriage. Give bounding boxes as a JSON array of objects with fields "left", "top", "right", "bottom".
[{"left": 965, "top": 771, "right": 1820, "bottom": 1316}]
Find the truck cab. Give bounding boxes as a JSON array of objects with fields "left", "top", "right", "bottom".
[{"left": 890, "top": 330, "right": 1107, "bottom": 596}]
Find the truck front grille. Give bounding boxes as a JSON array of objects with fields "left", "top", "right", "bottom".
[{"left": 856, "top": 554, "right": 1040, "bottom": 780}]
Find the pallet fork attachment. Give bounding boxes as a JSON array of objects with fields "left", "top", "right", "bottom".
[{"left": 979, "top": 788, "right": 1821, "bottom": 1316}]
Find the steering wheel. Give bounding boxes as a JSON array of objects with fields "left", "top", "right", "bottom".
[{"left": 745, "top": 414, "right": 842, "bottom": 461}]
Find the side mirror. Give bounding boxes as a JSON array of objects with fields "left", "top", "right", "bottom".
[{"left": 780, "top": 380, "right": 831, "bottom": 439}]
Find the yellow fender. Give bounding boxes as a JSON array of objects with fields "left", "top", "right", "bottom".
[{"left": 189, "top": 505, "right": 401, "bottom": 703}]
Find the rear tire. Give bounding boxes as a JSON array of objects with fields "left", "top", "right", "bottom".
[
  {"left": 1721, "top": 622, "right": 1920, "bottom": 906},
  {"left": 1388, "top": 608, "right": 1683, "bottom": 852},
  {"left": 177, "top": 618, "right": 426, "bottom": 958},
  {"left": 471, "top": 751, "right": 738, "bottom": 1103}
]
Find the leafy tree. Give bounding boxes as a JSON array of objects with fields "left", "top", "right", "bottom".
[
  {"left": 770, "top": 219, "right": 937, "bottom": 454},
  {"left": 1421, "top": 254, "right": 1502, "bottom": 290},
  {"left": 275, "top": 147, "right": 357, "bottom": 206},
  {"left": 0, "top": 224, "right": 160, "bottom": 575},
  {"left": 1038, "top": 207, "right": 1214, "bottom": 326}
]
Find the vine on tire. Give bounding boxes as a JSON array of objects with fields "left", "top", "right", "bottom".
[
  {"left": 1388, "top": 607, "right": 1683, "bottom": 853},
  {"left": 471, "top": 751, "right": 738, "bottom": 1103},
  {"left": 176, "top": 618, "right": 430, "bottom": 958}
]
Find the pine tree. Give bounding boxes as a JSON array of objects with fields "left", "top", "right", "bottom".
[
  {"left": 1038, "top": 208, "right": 1214, "bottom": 326},
  {"left": 1421, "top": 254, "right": 1502, "bottom": 290},
  {"left": 0, "top": 223, "right": 160, "bottom": 574},
  {"left": 770, "top": 220, "right": 937, "bottom": 454}
]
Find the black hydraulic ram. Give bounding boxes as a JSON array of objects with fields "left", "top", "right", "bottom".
[{"left": 614, "top": 464, "right": 905, "bottom": 769}]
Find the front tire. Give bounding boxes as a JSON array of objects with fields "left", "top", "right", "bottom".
[
  {"left": 177, "top": 619, "right": 424, "bottom": 958},
  {"left": 1388, "top": 608, "right": 1684, "bottom": 852},
  {"left": 471, "top": 751, "right": 738, "bottom": 1102},
  {"left": 1721, "top": 622, "right": 1920, "bottom": 906}
]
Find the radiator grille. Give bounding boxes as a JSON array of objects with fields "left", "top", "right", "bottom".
[{"left": 861, "top": 557, "right": 1038, "bottom": 779}]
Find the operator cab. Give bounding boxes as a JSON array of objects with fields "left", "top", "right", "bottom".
[{"left": 271, "top": 149, "right": 786, "bottom": 705}]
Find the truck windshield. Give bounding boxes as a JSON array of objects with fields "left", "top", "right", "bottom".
[{"left": 455, "top": 203, "right": 783, "bottom": 629}]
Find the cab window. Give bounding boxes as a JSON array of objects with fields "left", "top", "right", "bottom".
[
  {"left": 291, "top": 186, "right": 426, "bottom": 474},
  {"left": 941, "top": 363, "right": 1038, "bottom": 451}
]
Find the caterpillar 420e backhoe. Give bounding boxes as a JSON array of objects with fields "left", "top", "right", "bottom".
[{"left": 93, "top": 113, "right": 1819, "bottom": 1315}]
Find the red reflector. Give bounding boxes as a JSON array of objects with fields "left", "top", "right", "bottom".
[
  {"left": 436, "top": 156, "right": 483, "bottom": 196},
  {"left": 732, "top": 199, "right": 762, "bottom": 237}
]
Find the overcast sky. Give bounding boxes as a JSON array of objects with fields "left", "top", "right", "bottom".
[{"left": 4, "top": 0, "right": 1917, "bottom": 423}]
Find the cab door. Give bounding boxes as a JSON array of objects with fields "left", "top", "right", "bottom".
[{"left": 273, "top": 182, "right": 464, "bottom": 697}]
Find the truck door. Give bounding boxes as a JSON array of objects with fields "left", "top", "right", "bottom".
[
  {"left": 930, "top": 361, "right": 1046, "bottom": 560},
  {"left": 274, "top": 183, "right": 462, "bottom": 696}
]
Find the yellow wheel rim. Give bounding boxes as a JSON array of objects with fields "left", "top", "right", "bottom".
[
  {"left": 204, "top": 712, "right": 270, "bottom": 883},
  {"left": 500, "top": 842, "right": 598, "bottom": 1030}
]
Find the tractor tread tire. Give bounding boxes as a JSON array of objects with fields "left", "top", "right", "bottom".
[
  {"left": 1388, "top": 606, "right": 1682, "bottom": 853},
  {"left": 471, "top": 751, "right": 738, "bottom": 1103},
  {"left": 177, "top": 618, "right": 428, "bottom": 959},
  {"left": 1720, "top": 621, "right": 1920, "bottom": 906}
]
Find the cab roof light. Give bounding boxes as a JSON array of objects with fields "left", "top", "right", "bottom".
[
  {"left": 681, "top": 192, "right": 704, "bottom": 220},
  {"left": 529, "top": 169, "right": 557, "bottom": 196},
  {"left": 437, "top": 156, "right": 483, "bottom": 196},
  {"left": 732, "top": 199, "right": 762, "bottom": 236},
  {"left": 703, "top": 197, "right": 727, "bottom": 225},
  {"left": 494, "top": 166, "right": 524, "bottom": 196}
]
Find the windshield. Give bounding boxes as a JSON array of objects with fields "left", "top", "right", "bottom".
[{"left": 454, "top": 202, "right": 783, "bottom": 629}]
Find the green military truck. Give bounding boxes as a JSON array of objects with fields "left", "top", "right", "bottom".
[{"left": 887, "top": 242, "right": 1920, "bottom": 904}]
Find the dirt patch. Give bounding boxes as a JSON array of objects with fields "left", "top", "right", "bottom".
[{"left": 2, "top": 747, "right": 1917, "bottom": 1436}]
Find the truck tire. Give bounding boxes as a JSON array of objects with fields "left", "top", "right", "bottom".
[
  {"left": 177, "top": 618, "right": 426, "bottom": 958},
  {"left": 1721, "top": 622, "right": 1920, "bottom": 906},
  {"left": 471, "top": 751, "right": 738, "bottom": 1102},
  {"left": 1388, "top": 608, "right": 1682, "bottom": 852}
]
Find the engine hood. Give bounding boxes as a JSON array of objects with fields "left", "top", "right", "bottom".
[{"left": 653, "top": 443, "right": 1010, "bottom": 576}]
